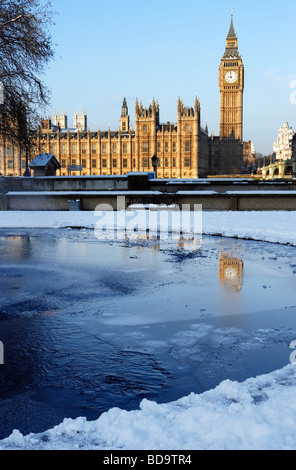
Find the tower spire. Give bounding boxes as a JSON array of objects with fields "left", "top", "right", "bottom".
[
  {"left": 121, "top": 97, "right": 128, "bottom": 117},
  {"left": 120, "top": 97, "right": 129, "bottom": 132},
  {"left": 227, "top": 9, "right": 237, "bottom": 39},
  {"left": 223, "top": 9, "right": 240, "bottom": 59}
]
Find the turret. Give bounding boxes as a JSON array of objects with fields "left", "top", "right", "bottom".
[{"left": 120, "top": 97, "right": 130, "bottom": 132}]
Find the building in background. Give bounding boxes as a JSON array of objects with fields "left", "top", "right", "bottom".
[
  {"left": 243, "top": 140, "right": 256, "bottom": 172},
  {"left": 32, "top": 96, "right": 210, "bottom": 178},
  {"left": 292, "top": 133, "right": 296, "bottom": 158},
  {"left": 0, "top": 14, "right": 248, "bottom": 178},
  {"left": 73, "top": 110, "right": 87, "bottom": 132},
  {"left": 273, "top": 121, "right": 294, "bottom": 161},
  {"left": 54, "top": 111, "right": 68, "bottom": 130}
]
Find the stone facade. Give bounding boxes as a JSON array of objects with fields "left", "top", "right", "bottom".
[
  {"left": 54, "top": 111, "right": 68, "bottom": 130},
  {"left": 73, "top": 110, "right": 87, "bottom": 132},
  {"left": 30, "top": 97, "right": 210, "bottom": 178},
  {"left": 218, "top": 12, "right": 244, "bottom": 174}
]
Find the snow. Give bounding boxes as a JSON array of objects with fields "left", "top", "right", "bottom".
[
  {"left": 225, "top": 190, "right": 296, "bottom": 195},
  {"left": 28, "top": 153, "right": 57, "bottom": 168},
  {"left": 0, "top": 209, "right": 296, "bottom": 450},
  {"left": 1, "top": 365, "right": 296, "bottom": 450},
  {"left": 0, "top": 210, "right": 295, "bottom": 246},
  {"left": 6, "top": 191, "right": 163, "bottom": 196}
]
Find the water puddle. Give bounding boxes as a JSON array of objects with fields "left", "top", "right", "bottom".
[{"left": 0, "top": 228, "right": 296, "bottom": 438}]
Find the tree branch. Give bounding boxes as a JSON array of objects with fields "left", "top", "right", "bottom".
[{"left": 0, "top": 14, "right": 33, "bottom": 30}]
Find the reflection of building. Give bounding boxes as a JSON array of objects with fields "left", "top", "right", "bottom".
[
  {"left": 219, "top": 254, "right": 243, "bottom": 292},
  {"left": 177, "top": 236, "right": 201, "bottom": 252},
  {"left": 4, "top": 235, "right": 32, "bottom": 260},
  {"left": 273, "top": 122, "right": 294, "bottom": 161}
]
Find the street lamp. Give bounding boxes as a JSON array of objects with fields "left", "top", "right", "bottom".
[
  {"left": 22, "top": 104, "right": 31, "bottom": 177},
  {"left": 151, "top": 154, "right": 158, "bottom": 178},
  {"left": 23, "top": 144, "right": 31, "bottom": 177},
  {"left": 0, "top": 82, "right": 5, "bottom": 177}
]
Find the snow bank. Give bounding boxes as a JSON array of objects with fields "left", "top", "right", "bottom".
[
  {"left": 1, "top": 365, "right": 296, "bottom": 450},
  {"left": 202, "top": 211, "right": 296, "bottom": 246},
  {"left": 0, "top": 210, "right": 295, "bottom": 246}
]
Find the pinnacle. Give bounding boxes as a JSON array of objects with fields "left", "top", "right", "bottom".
[{"left": 227, "top": 11, "right": 237, "bottom": 39}]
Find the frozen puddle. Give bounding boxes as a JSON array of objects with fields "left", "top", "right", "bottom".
[{"left": 0, "top": 228, "right": 296, "bottom": 439}]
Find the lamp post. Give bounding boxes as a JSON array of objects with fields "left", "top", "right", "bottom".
[
  {"left": 22, "top": 105, "right": 31, "bottom": 177},
  {"left": 23, "top": 143, "right": 31, "bottom": 177},
  {"left": 151, "top": 154, "right": 158, "bottom": 178},
  {"left": 0, "top": 82, "right": 4, "bottom": 177}
]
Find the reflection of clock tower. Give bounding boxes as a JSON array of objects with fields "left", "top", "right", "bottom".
[
  {"left": 219, "top": 12, "right": 244, "bottom": 173},
  {"left": 219, "top": 254, "right": 244, "bottom": 292}
]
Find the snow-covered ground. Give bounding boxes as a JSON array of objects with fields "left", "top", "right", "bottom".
[
  {"left": 0, "top": 209, "right": 296, "bottom": 450},
  {"left": 0, "top": 209, "right": 295, "bottom": 246},
  {"left": 1, "top": 365, "right": 296, "bottom": 450}
]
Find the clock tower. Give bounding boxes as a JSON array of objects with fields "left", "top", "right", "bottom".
[{"left": 219, "top": 12, "right": 244, "bottom": 173}]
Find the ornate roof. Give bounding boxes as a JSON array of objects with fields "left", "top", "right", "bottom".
[
  {"left": 223, "top": 48, "right": 241, "bottom": 60},
  {"left": 227, "top": 12, "right": 237, "bottom": 39},
  {"left": 223, "top": 12, "right": 241, "bottom": 60}
]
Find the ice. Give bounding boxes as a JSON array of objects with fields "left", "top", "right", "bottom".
[{"left": 0, "top": 209, "right": 296, "bottom": 450}]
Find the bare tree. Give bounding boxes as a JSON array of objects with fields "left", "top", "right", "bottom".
[{"left": 0, "top": 0, "right": 55, "bottom": 174}]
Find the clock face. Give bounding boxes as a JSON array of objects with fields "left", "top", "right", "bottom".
[
  {"left": 225, "top": 71, "right": 238, "bottom": 84},
  {"left": 224, "top": 267, "right": 237, "bottom": 279}
]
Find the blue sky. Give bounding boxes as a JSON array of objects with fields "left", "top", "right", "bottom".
[{"left": 45, "top": 0, "right": 296, "bottom": 155}]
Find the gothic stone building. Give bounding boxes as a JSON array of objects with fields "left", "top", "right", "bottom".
[
  {"left": 0, "top": 14, "right": 244, "bottom": 178},
  {"left": 32, "top": 96, "right": 211, "bottom": 179}
]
